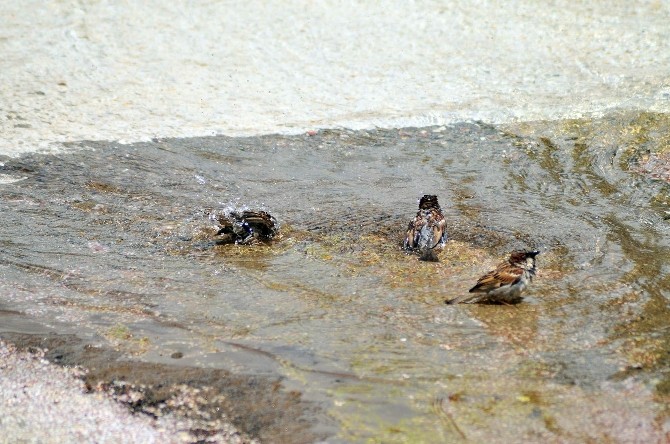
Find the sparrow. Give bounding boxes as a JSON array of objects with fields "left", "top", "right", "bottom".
[
  {"left": 446, "top": 250, "right": 540, "bottom": 304},
  {"left": 215, "top": 210, "right": 278, "bottom": 244},
  {"left": 403, "top": 195, "right": 447, "bottom": 261}
]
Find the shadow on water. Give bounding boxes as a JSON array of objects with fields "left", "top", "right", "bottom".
[{"left": 1, "top": 110, "right": 669, "bottom": 441}]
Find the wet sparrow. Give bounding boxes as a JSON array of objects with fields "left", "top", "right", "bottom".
[
  {"left": 215, "top": 210, "right": 278, "bottom": 244},
  {"left": 403, "top": 195, "right": 447, "bottom": 261},
  {"left": 447, "top": 250, "right": 539, "bottom": 304}
]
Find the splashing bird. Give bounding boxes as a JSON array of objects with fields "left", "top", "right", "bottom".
[
  {"left": 215, "top": 210, "right": 278, "bottom": 244},
  {"left": 447, "top": 250, "right": 540, "bottom": 304},
  {"left": 404, "top": 195, "right": 448, "bottom": 261}
]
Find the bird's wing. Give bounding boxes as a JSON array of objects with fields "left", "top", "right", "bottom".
[
  {"left": 404, "top": 215, "right": 424, "bottom": 249},
  {"left": 469, "top": 267, "right": 522, "bottom": 293},
  {"left": 403, "top": 221, "right": 416, "bottom": 249},
  {"left": 429, "top": 217, "right": 447, "bottom": 249},
  {"left": 241, "top": 211, "right": 277, "bottom": 237}
]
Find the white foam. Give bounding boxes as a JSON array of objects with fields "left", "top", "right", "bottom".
[{"left": 2, "top": 0, "right": 669, "bottom": 157}]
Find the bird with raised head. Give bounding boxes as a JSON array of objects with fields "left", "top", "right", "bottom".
[{"left": 447, "top": 250, "right": 540, "bottom": 304}]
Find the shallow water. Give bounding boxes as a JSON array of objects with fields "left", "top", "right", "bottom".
[{"left": 1, "top": 111, "right": 669, "bottom": 441}]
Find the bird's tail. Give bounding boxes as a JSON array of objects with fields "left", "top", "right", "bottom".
[{"left": 445, "top": 294, "right": 478, "bottom": 305}]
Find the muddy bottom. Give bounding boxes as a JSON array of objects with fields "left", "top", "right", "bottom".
[{"left": 1, "top": 111, "right": 669, "bottom": 442}]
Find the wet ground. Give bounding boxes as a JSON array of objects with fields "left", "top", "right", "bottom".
[{"left": 1, "top": 110, "right": 669, "bottom": 442}]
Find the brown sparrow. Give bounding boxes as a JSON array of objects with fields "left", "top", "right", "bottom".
[
  {"left": 403, "top": 195, "right": 447, "bottom": 261},
  {"left": 215, "top": 210, "right": 278, "bottom": 244},
  {"left": 446, "top": 250, "right": 539, "bottom": 304}
]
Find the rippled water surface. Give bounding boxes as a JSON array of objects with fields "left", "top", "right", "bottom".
[{"left": 1, "top": 111, "right": 669, "bottom": 441}]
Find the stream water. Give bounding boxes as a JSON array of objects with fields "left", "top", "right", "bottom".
[{"left": 1, "top": 110, "right": 669, "bottom": 442}]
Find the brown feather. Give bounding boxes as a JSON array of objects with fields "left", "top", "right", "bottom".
[
  {"left": 469, "top": 267, "right": 523, "bottom": 293},
  {"left": 430, "top": 218, "right": 447, "bottom": 249}
]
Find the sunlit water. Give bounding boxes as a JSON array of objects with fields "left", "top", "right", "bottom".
[
  {"left": 1, "top": 111, "right": 669, "bottom": 441},
  {"left": 3, "top": 1, "right": 670, "bottom": 157}
]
